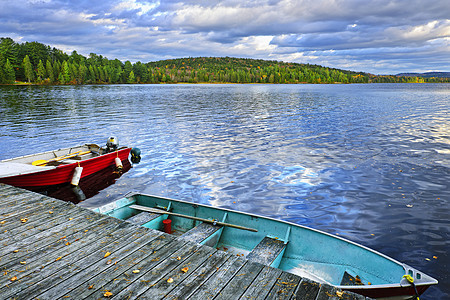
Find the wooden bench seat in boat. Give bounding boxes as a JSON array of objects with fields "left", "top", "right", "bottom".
[
  {"left": 177, "top": 222, "right": 222, "bottom": 246},
  {"left": 126, "top": 211, "right": 161, "bottom": 226},
  {"left": 246, "top": 236, "right": 287, "bottom": 268}
]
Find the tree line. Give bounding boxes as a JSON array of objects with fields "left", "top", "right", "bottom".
[{"left": 1, "top": 37, "right": 448, "bottom": 85}]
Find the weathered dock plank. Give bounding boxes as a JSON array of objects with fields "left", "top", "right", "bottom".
[
  {"left": 77, "top": 235, "right": 180, "bottom": 300},
  {"left": 265, "top": 271, "right": 302, "bottom": 299},
  {"left": 240, "top": 265, "right": 283, "bottom": 299},
  {"left": 163, "top": 250, "right": 233, "bottom": 299},
  {"left": 188, "top": 256, "right": 247, "bottom": 299},
  {"left": 10, "top": 224, "right": 159, "bottom": 299},
  {"left": 0, "top": 184, "right": 372, "bottom": 300}
]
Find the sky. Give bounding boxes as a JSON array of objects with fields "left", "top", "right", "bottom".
[{"left": 1, "top": 0, "right": 449, "bottom": 74}]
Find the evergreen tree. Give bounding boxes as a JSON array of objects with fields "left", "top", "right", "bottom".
[
  {"left": 23, "top": 55, "right": 34, "bottom": 82},
  {"left": 36, "top": 60, "right": 45, "bottom": 81},
  {"left": 87, "top": 65, "right": 95, "bottom": 83},
  {"left": 124, "top": 60, "right": 133, "bottom": 78},
  {"left": 46, "top": 60, "right": 54, "bottom": 83},
  {"left": 4, "top": 58, "right": 16, "bottom": 83},
  {"left": 128, "top": 70, "right": 136, "bottom": 83},
  {"left": 61, "top": 61, "right": 70, "bottom": 84}
]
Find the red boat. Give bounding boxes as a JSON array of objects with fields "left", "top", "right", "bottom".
[{"left": 0, "top": 141, "right": 132, "bottom": 189}]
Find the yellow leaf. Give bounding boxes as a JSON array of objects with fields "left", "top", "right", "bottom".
[
  {"left": 69, "top": 218, "right": 73, "bottom": 220},
  {"left": 10, "top": 276, "right": 17, "bottom": 281},
  {"left": 176, "top": 256, "right": 181, "bottom": 260},
  {"left": 65, "top": 242, "right": 70, "bottom": 246},
  {"left": 56, "top": 257, "right": 62, "bottom": 261},
  {"left": 88, "top": 285, "right": 94, "bottom": 289},
  {"left": 60, "top": 236, "right": 66, "bottom": 239},
  {"left": 167, "top": 278, "right": 174, "bottom": 283},
  {"left": 13, "top": 250, "right": 19, "bottom": 253},
  {"left": 104, "top": 291, "right": 113, "bottom": 297},
  {"left": 20, "top": 218, "right": 28, "bottom": 223},
  {"left": 104, "top": 252, "right": 111, "bottom": 258},
  {"left": 433, "top": 256, "right": 438, "bottom": 259},
  {"left": 20, "top": 261, "right": 26, "bottom": 265},
  {"left": 181, "top": 267, "right": 189, "bottom": 273},
  {"left": 0, "top": 221, "right": 5, "bottom": 224},
  {"left": 132, "top": 270, "right": 140, "bottom": 273},
  {"left": 49, "top": 211, "right": 53, "bottom": 214},
  {"left": 336, "top": 290, "right": 343, "bottom": 297}
]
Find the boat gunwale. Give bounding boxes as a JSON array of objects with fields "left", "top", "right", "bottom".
[
  {"left": 101, "top": 191, "right": 438, "bottom": 290},
  {"left": 0, "top": 144, "right": 91, "bottom": 163}
]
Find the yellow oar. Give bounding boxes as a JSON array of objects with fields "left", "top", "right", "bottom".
[{"left": 32, "top": 150, "right": 91, "bottom": 166}]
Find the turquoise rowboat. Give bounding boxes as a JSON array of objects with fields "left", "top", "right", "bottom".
[{"left": 93, "top": 193, "right": 438, "bottom": 299}]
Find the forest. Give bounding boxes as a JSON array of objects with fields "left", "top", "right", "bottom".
[{"left": 1, "top": 37, "right": 448, "bottom": 85}]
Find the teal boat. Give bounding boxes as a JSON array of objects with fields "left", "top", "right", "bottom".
[{"left": 93, "top": 192, "right": 438, "bottom": 299}]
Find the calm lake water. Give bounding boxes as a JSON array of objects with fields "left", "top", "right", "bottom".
[{"left": 0, "top": 83, "right": 449, "bottom": 299}]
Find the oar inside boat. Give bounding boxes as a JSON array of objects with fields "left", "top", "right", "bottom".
[
  {"left": 129, "top": 204, "right": 258, "bottom": 232},
  {"left": 32, "top": 150, "right": 91, "bottom": 166}
]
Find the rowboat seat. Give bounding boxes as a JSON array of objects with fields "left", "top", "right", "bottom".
[
  {"left": 246, "top": 236, "right": 287, "bottom": 267},
  {"left": 126, "top": 212, "right": 161, "bottom": 226},
  {"left": 177, "top": 222, "right": 222, "bottom": 245}
]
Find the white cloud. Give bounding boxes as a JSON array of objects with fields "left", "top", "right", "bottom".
[{"left": 0, "top": 0, "right": 449, "bottom": 74}]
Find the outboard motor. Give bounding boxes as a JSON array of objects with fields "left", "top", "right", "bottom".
[
  {"left": 106, "top": 136, "right": 119, "bottom": 153},
  {"left": 131, "top": 147, "right": 141, "bottom": 164}
]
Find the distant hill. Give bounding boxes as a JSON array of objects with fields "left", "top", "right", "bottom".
[
  {"left": 396, "top": 72, "right": 450, "bottom": 78},
  {"left": 1, "top": 37, "right": 449, "bottom": 84}
]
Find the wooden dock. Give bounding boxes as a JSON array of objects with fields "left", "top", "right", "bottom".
[{"left": 0, "top": 183, "right": 371, "bottom": 299}]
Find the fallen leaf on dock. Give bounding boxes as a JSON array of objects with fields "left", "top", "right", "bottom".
[
  {"left": 406, "top": 204, "right": 413, "bottom": 208},
  {"left": 433, "top": 256, "right": 438, "bottom": 259},
  {"left": 425, "top": 258, "right": 431, "bottom": 261},
  {"left": 88, "top": 285, "right": 94, "bottom": 289},
  {"left": 20, "top": 218, "right": 28, "bottom": 223},
  {"left": 49, "top": 211, "right": 53, "bottom": 214},
  {"left": 13, "top": 250, "right": 19, "bottom": 253},
  {"left": 167, "top": 278, "right": 174, "bottom": 283},
  {"left": 0, "top": 221, "right": 5, "bottom": 224},
  {"left": 10, "top": 276, "right": 17, "bottom": 282},
  {"left": 181, "top": 267, "right": 189, "bottom": 273},
  {"left": 103, "top": 291, "right": 113, "bottom": 297},
  {"left": 176, "top": 256, "right": 181, "bottom": 260},
  {"left": 336, "top": 290, "right": 343, "bottom": 297},
  {"left": 55, "top": 257, "right": 62, "bottom": 261},
  {"left": 104, "top": 252, "right": 111, "bottom": 258},
  {"left": 65, "top": 242, "right": 70, "bottom": 246},
  {"left": 20, "top": 261, "right": 26, "bottom": 265},
  {"left": 60, "top": 236, "right": 66, "bottom": 239},
  {"left": 132, "top": 270, "right": 140, "bottom": 273},
  {"left": 69, "top": 218, "right": 73, "bottom": 221}
]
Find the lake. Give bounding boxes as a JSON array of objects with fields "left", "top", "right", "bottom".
[{"left": 0, "top": 83, "right": 448, "bottom": 299}]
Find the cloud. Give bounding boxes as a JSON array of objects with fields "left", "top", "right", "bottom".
[{"left": 0, "top": 0, "right": 448, "bottom": 74}]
